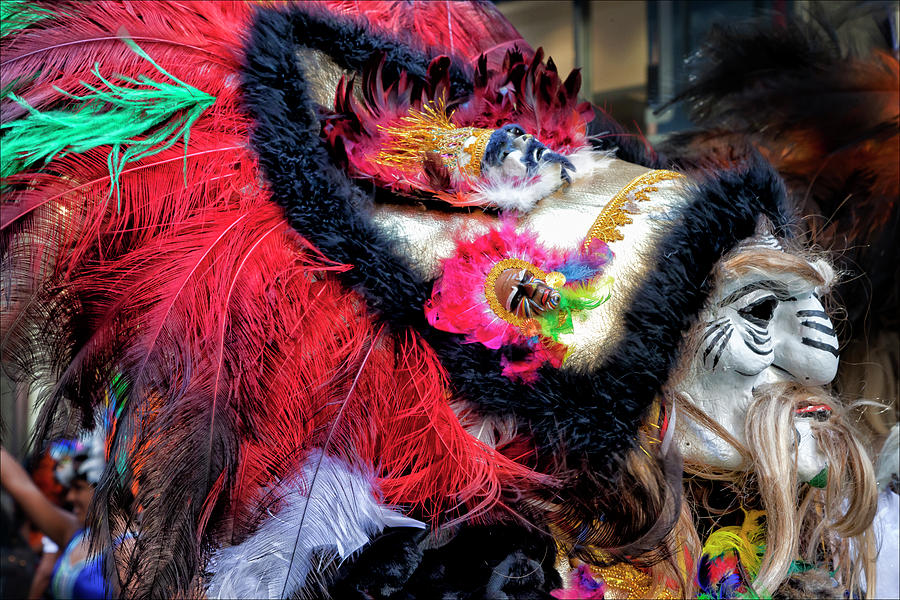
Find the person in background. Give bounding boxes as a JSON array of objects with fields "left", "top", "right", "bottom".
[
  {"left": 24, "top": 449, "right": 67, "bottom": 600},
  {"left": 30, "top": 534, "right": 60, "bottom": 600},
  {"left": 1, "top": 434, "right": 111, "bottom": 600}
]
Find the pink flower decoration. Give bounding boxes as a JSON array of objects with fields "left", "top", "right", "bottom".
[
  {"left": 425, "top": 217, "right": 563, "bottom": 348},
  {"left": 425, "top": 217, "right": 611, "bottom": 381}
]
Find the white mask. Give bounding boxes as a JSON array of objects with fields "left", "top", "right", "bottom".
[{"left": 677, "top": 237, "right": 839, "bottom": 482}]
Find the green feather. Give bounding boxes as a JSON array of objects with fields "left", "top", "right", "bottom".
[
  {"left": 808, "top": 467, "right": 828, "bottom": 488},
  {"left": 0, "top": 0, "right": 55, "bottom": 39},
  {"left": 537, "top": 277, "right": 613, "bottom": 341},
  {"left": 788, "top": 560, "right": 816, "bottom": 575},
  {"left": 0, "top": 37, "right": 216, "bottom": 207}
]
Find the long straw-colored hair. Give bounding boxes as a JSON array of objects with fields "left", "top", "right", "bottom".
[{"left": 677, "top": 383, "right": 877, "bottom": 597}]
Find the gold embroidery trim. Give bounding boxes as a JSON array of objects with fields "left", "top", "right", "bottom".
[
  {"left": 592, "top": 562, "right": 677, "bottom": 599},
  {"left": 465, "top": 128, "right": 495, "bottom": 177},
  {"left": 484, "top": 258, "right": 549, "bottom": 329},
  {"left": 376, "top": 98, "right": 495, "bottom": 178},
  {"left": 583, "top": 169, "right": 685, "bottom": 250}
]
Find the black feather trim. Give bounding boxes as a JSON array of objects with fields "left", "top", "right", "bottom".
[
  {"left": 587, "top": 105, "right": 667, "bottom": 169},
  {"left": 240, "top": 6, "right": 790, "bottom": 469}
]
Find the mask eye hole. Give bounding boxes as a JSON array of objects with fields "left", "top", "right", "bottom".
[
  {"left": 739, "top": 296, "right": 778, "bottom": 325},
  {"left": 504, "top": 270, "right": 532, "bottom": 312},
  {"left": 508, "top": 287, "right": 524, "bottom": 311}
]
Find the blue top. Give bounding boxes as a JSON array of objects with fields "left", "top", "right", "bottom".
[{"left": 49, "top": 530, "right": 109, "bottom": 600}]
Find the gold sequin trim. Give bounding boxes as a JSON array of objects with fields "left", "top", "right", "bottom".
[
  {"left": 465, "top": 128, "right": 494, "bottom": 177},
  {"left": 592, "top": 563, "right": 677, "bottom": 599},
  {"left": 484, "top": 258, "right": 549, "bottom": 329},
  {"left": 583, "top": 169, "right": 685, "bottom": 250},
  {"left": 376, "top": 98, "right": 495, "bottom": 178}
]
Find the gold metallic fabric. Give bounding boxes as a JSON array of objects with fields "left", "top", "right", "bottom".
[{"left": 371, "top": 156, "right": 690, "bottom": 370}]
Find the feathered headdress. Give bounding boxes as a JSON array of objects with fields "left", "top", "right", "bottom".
[
  {"left": 323, "top": 39, "right": 592, "bottom": 208},
  {"left": 2, "top": 2, "right": 792, "bottom": 598}
]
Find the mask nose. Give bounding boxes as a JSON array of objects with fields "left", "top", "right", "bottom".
[
  {"left": 770, "top": 295, "right": 839, "bottom": 386},
  {"left": 520, "top": 281, "right": 560, "bottom": 312}
]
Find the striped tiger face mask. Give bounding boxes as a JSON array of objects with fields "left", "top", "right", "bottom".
[{"left": 675, "top": 234, "right": 839, "bottom": 482}]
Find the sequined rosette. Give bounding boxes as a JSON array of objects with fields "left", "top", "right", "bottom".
[{"left": 424, "top": 218, "right": 613, "bottom": 382}]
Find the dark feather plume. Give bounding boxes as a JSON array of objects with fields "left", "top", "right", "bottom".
[{"left": 660, "top": 6, "right": 899, "bottom": 335}]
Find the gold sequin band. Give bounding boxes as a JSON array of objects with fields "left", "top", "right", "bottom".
[
  {"left": 583, "top": 169, "right": 685, "bottom": 249},
  {"left": 376, "top": 98, "right": 495, "bottom": 178}
]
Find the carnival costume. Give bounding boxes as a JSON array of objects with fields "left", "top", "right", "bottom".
[
  {"left": 3, "top": 1, "right": 892, "bottom": 598},
  {"left": 659, "top": 7, "right": 898, "bottom": 599}
]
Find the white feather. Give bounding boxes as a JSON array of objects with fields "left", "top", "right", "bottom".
[
  {"left": 472, "top": 147, "right": 615, "bottom": 212},
  {"left": 876, "top": 424, "right": 899, "bottom": 492},
  {"left": 205, "top": 453, "right": 424, "bottom": 599}
]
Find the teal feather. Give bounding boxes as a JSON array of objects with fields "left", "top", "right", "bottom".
[
  {"left": 0, "top": 36, "right": 215, "bottom": 207},
  {"left": 0, "top": 0, "right": 55, "bottom": 39}
]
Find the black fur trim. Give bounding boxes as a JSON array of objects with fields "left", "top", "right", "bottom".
[
  {"left": 240, "top": 5, "right": 433, "bottom": 325},
  {"left": 259, "top": 3, "right": 472, "bottom": 101},
  {"left": 241, "top": 6, "right": 789, "bottom": 467},
  {"left": 327, "top": 525, "right": 562, "bottom": 599}
]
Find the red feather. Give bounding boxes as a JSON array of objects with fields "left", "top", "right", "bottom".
[
  {"left": 318, "top": 0, "right": 532, "bottom": 69},
  {"left": 454, "top": 47, "right": 594, "bottom": 151},
  {"left": 0, "top": 0, "right": 251, "bottom": 119},
  {"left": 2, "top": 2, "right": 553, "bottom": 595}
]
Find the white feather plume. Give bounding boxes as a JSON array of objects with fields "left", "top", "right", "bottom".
[
  {"left": 205, "top": 452, "right": 425, "bottom": 599},
  {"left": 472, "top": 147, "right": 615, "bottom": 212}
]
